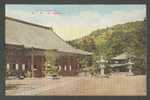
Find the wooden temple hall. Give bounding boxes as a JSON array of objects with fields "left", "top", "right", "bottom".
[{"left": 5, "top": 17, "right": 92, "bottom": 78}]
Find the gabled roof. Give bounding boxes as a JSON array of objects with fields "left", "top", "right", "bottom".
[
  {"left": 5, "top": 17, "right": 92, "bottom": 55},
  {"left": 112, "top": 52, "right": 136, "bottom": 60}
]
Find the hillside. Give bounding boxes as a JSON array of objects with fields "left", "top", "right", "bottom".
[{"left": 68, "top": 20, "right": 146, "bottom": 70}]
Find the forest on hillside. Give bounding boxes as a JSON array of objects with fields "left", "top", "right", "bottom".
[{"left": 68, "top": 20, "right": 147, "bottom": 74}]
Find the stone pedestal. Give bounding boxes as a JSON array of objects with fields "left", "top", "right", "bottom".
[
  {"left": 100, "top": 67, "right": 105, "bottom": 76},
  {"left": 98, "top": 64, "right": 109, "bottom": 78},
  {"left": 127, "top": 59, "right": 134, "bottom": 76},
  {"left": 96, "top": 56, "right": 109, "bottom": 78},
  {"left": 128, "top": 66, "right": 134, "bottom": 76}
]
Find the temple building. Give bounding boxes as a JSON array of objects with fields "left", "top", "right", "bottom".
[
  {"left": 110, "top": 52, "right": 134, "bottom": 75},
  {"left": 110, "top": 53, "right": 129, "bottom": 72},
  {"left": 5, "top": 17, "right": 92, "bottom": 78}
]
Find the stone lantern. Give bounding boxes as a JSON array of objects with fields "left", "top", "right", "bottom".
[
  {"left": 127, "top": 59, "right": 134, "bottom": 76},
  {"left": 96, "top": 56, "right": 108, "bottom": 77}
]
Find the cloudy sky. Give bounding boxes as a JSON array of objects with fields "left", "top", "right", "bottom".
[{"left": 6, "top": 5, "right": 146, "bottom": 41}]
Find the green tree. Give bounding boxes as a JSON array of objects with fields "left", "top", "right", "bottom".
[
  {"left": 44, "top": 50, "right": 58, "bottom": 75},
  {"left": 68, "top": 20, "right": 146, "bottom": 74}
]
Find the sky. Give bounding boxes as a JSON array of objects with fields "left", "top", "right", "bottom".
[{"left": 6, "top": 5, "right": 146, "bottom": 41}]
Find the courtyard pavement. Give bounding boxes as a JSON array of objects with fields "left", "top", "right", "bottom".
[{"left": 5, "top": 75, "right": 146, "bottom": 96}]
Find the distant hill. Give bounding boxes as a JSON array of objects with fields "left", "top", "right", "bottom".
[
  {"left": 68, "top": 20, "right": 146, "bottom": 73},
  {"left": 68, "top": 20, "right": 146, "bottom": 59}
]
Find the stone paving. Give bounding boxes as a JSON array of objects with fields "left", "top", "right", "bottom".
[
  {"left": 6, "top": 75, "right": 146, "bottom": 96},
  {"left": 6, "top": 76, "right": 82, "bottom": 95}
]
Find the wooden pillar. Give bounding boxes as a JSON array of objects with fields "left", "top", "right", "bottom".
[
  {"left": 64, "top": 65, "right": 67, "bottom": 71},
  {"left": 31, "top": 47, "right": 34, "bottom": 78},
  {"left": 74, "top": 56, "right": 77, "bottom": 72},
  {"left": 22, "top": 64, "right": 25, "bottom": 71},
  {"left": 42, "top": 56, "right": 45, "bottom": 77},
  {"left": 42, "top": 56, "right": 46, "bottom": 77},
  {"left": 69, "top": 65, "right": 72, "bottom": 71},
  {"left": 67, "top": 56, "right": 70, "bottom": 72},
  {"left": 58, "top": 65, "right": 61, "bottom": 71},
  {"left": 6, "top": 64, "right": 10, "bottom": 71},
  {"left": 43, "top": 56, "right": 47, "bottom": 77},
  {"left": 16, "top": 64, "right": 19, "bottom": 70}
]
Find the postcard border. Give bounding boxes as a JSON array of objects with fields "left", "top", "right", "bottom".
[{"left": 0, "top": 0, "right": 149, "bottom": 100}]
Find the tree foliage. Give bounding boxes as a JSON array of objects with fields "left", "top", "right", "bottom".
[
  {"left": 44, "top": 50, "right": 58, "bottom": 75},
  {"left": 68, "top": 20, "right": 146, "bottom": 73}
]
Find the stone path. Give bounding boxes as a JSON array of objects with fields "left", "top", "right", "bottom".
[{"left": 6, "top": 76, "right": 84, "bottom": 95}]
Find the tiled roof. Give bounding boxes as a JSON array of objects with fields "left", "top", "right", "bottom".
[{"left": 5, "top": 17, "right": 92, "bottom": 55}]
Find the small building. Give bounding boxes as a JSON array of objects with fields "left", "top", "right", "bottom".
[
  {"left": 110, "top": 53, "right": 131, "bottom": 73},
  {"left": 110, "top": 52, "right": 146, "bottom": 75},
  {"left": 5, "top": 17, "right": 92, "bottom": 78}
]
